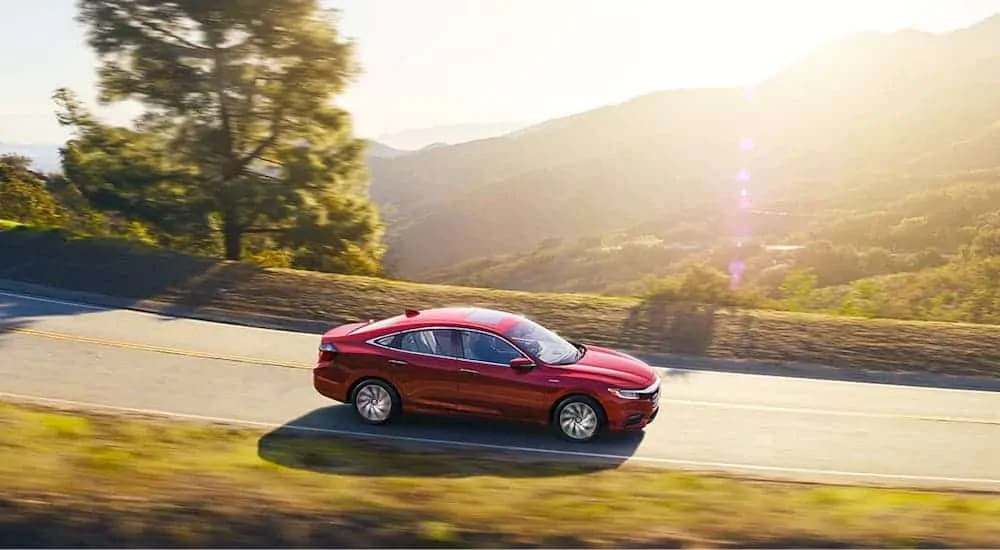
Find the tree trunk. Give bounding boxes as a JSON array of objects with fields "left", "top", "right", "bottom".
[{"left": 223, "top": 219, "right": 242, "bottom": 261}]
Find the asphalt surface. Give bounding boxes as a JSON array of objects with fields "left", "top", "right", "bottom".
[{"left": 1, "top": 290, "right": 999, "bottom": 492}]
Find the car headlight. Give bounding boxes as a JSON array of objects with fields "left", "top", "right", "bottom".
[
  {"left": 319, "top": 342, "right": 338, "bottom": 352},
  {"left": 608, "top": 387, "right": 642, "bottom": 400}
]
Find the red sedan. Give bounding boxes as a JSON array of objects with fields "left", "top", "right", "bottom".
[{"left": 313, "top": 307, "right": 660, "bottom": 442}]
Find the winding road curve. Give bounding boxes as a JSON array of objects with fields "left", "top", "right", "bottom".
[{"left": 1, "top": 289, "right": 998, "bottom": 491}]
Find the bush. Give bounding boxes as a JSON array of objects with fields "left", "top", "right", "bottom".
[
  {"left": 643, "top": 263, "right": 765, "bottom": 308},
  {"left": 0, "top": 156, "right": 69, "bottom": 226}
]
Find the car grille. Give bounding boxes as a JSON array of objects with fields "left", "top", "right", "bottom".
[
  {"left": 634, "top": 379, "right": 660, "bottom": 405},
  {"left": 647, "top": 388, "right": 659, "bottom": 406}
]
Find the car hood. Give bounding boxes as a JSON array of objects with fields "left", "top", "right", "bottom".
[{"left": 555, "top": 345, "right": 657, "bottom": 388}]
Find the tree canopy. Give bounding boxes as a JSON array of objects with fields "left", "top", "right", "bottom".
[{"left": 56, "top": 0, "right": 384, "bottom": 274}]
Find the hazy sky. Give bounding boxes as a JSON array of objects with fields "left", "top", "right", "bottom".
[{"left": 1, "top": 0, "right": 999, "bottom": 144}]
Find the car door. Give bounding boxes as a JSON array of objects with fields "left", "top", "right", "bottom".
[
  {"left": 452, "top": 329, "right": 559, "bottom": 422},
  {"left": 372, "top": 328, "right": 469, "bottom": 414}
]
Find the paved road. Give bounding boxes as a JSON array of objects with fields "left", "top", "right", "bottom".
[{"left": 1, "top": 290, "right": 999, "bottom": 491}]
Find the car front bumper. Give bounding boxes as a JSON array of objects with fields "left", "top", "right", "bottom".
[{"left": 607, "top": 398, "right": 659, "bottom": 431}]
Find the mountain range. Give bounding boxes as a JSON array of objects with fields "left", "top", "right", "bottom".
[
  {"left": 0, "top": 143, "right": 62, "bottom": 173},
  {"left": 368, "top": 13, "right": 1000, "bottom": 278},
  {"left": 374, "top": 121, "right": 531, "bottom": 151}
]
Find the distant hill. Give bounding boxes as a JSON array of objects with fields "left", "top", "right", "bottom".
[
  {"left": 367, "top": 13, "right": 1000, "bottom": 278},
  {"left": 0, "top": 143, "right": 61, "bottom": 173},
  {"left": 365, "top": 140, "right": 410, "bottom": 159},
  {"left": 374, "top": 121, "right": 531, "bottom": 151}
]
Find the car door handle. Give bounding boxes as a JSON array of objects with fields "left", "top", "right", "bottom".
[
  {"left": 387, "top": 359, "right": 408, "bottom": 366},
  {"left": 459, "top": 368, "right": 479, "bottom": 375}
]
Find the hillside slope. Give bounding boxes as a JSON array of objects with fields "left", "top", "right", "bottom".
[{"left": 369, "top": 15, "right": 1000, "bottom": 277}]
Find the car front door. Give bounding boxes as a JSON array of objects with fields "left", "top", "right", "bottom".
[
  {"left": 452, "top": 329, "right": 559, "bottom": 422},
  {"left": 373, "top": 328, "right": 469, "bottom": 414}
]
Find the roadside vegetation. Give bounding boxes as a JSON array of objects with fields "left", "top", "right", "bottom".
[{"left": 1, "top": 400, "right": 998, "bottom": 548}]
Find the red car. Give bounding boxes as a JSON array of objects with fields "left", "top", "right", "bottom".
[{"left": 313, "top": 307, "right": 660, "bottom": 442}]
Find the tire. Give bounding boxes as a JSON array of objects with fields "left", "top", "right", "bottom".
[
  {"left": 350, "top": 378, "right": 401, "bottom": 425},
  {"left": 552, "top": 395, "right": 605, "bottom": 443}
]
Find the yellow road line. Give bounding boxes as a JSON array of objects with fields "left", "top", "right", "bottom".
[
  {"left": 5, "top": 326, "right": 1000, "bottom": 426},
  {"left": 7, "top": 327, "right": 310, "bottom": 370}
]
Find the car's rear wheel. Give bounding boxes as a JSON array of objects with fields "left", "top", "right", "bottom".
[
  {"left": 350, "top": 378, "right": 400, "bottom": 425},
  {"left": 553, "top": 395, "right": 604, "bottom": 442}
]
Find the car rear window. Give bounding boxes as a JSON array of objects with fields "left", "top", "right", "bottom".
[{"left": 350, "top": 315, "right": 405, "bottom": 334}]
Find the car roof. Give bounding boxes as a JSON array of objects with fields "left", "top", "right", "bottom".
[{"left": 353, "top": 307, "right": 525, "bottom": 335}]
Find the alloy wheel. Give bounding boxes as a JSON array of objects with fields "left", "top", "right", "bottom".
[
  {"left": 558, "top": 401, "right": 599, "bottom": 440},
  {"left": 355, "top": 383, "right": 393, "bottom": 423}
]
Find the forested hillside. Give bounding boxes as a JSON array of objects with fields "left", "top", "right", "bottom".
[{"left": 369, "top": 15, "right": 1000, "bottom": 281}]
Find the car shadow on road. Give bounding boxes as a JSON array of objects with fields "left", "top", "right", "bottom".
[{"left": 257, "top": 405, "right": 647, "bottom": 478}]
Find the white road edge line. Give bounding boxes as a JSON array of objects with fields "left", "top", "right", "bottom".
[
  {"left": 2, "top": 390, "right": 998, "bottom": 488},
  {"left": 0, "top": 290, "right": 109, "bottom": 311},
  {"left": 659, "top": 398, "right": 1000, "bottom": 425}
]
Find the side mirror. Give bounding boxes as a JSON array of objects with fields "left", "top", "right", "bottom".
[{"left": 509, "top": 357, "right": 535, "bottom": 372}]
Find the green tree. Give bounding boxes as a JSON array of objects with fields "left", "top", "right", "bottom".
[
  {"left": 56, "top": 104, "right": 223, "bottom": 253},
  {"left": 643, "top": 263, "right": 761, "bottom": 307},
  {"left": 967, "top": 226, "right": 1000, "bottom": 260},
  {"left": 795, "top": 241, "right": 863, "bottom": 286},
  {"left": 43, "top": 174, "right": 115, "bottom": 236},
  {"left": 963, "top": 258, "right": 1000, "bottom": 323},
  {"left": 861, "top": 247, "right": 895, "bottom": 277},
  {"left": 838, "top": 279, "right": 881, "bottom": 317},
  {"left": 906, "top": 248, "right": 946, "bottom": 271},
  {"left": 778, "top": 267, "right": 818, "bottom": 311},
  {"left": 0, "top": 155, "right": 68, "bottom": 226},
  {"left": 677, "top": 263, "right": 735, "bottom": 305},
  {"left": 59, "top": 0, "right": 384, "bottom": 273}
]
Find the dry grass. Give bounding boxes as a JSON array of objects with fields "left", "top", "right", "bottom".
[
  {"left": 2, "top": 225, "right": 1000, "bottom": 378},
  {"left": 0, "top": 400, "right": 998, "bottom": 548}
]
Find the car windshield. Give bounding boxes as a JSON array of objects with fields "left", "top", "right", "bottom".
[{"left": 503, "top": 317, "right": 582, "bottom": 365}]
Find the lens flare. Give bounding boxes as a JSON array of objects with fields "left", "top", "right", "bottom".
[
  {"left": 728, "top": 259, "right": 745, "bottom": 290},
  {"left": 731, "top": 84, "right": 757, "bottom": 291}
]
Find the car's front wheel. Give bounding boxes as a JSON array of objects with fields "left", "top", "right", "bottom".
[
  {"left": 553, "top": 395, "right": 605, "bottom": 442},
  {"left": 350, "top": 378, "right": 401, "bottom": 425}
]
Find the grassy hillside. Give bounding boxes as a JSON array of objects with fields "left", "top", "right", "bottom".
[
  {"left": 2, "top": 225, "right": 1000, "bottom": 379},
  {"left": 3, "top": 401, "right": 998, "bottom": 547},
  {"left": 368, "top": 15, "right": 1000, "bottom": 277}
]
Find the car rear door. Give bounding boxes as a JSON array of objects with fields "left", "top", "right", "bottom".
[
  {"left": 452, "top": 329, "right": 559, "bottom": 422},
  {"left": 372, "top": 328, "right": 470, "bottom": 414}
]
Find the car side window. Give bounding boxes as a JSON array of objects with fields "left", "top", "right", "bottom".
[
  {"left": 382, "top": 329, "right": 464, "bottom": 359},
  {"left": 460, "top": 330, "right": 522, "bottom": 365}
]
